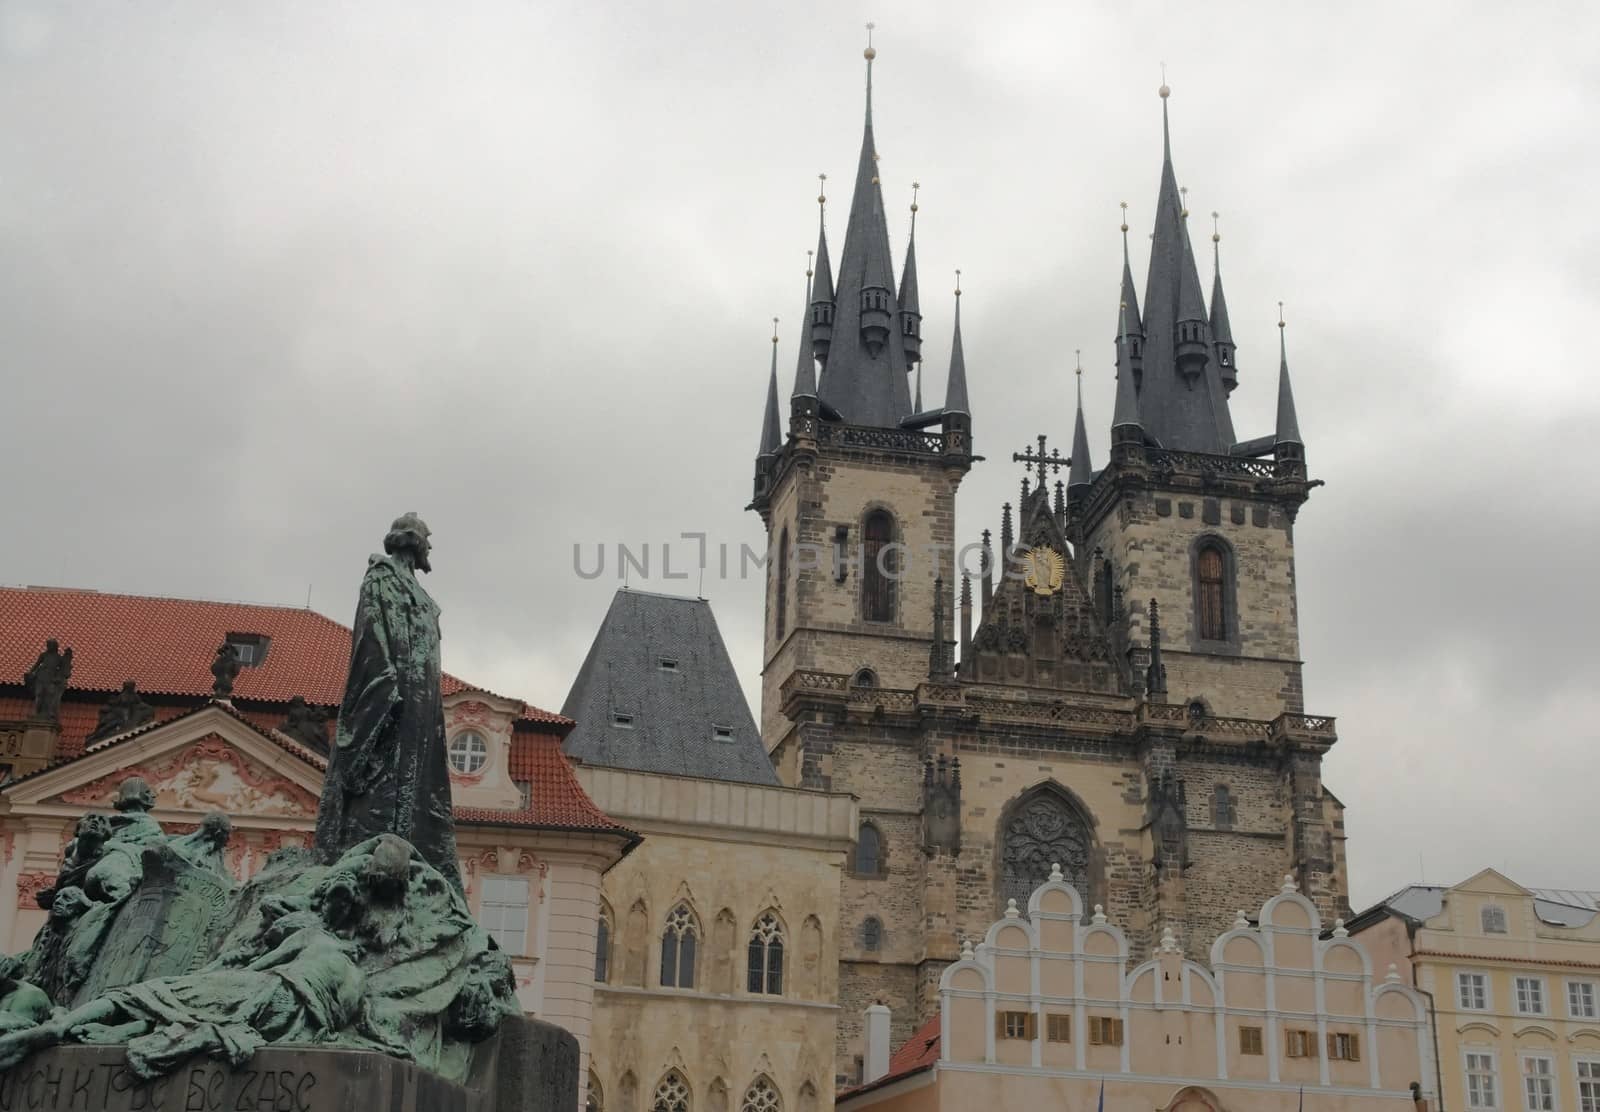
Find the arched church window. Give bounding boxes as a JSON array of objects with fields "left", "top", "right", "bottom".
[
  {"left": 851, "top": 668, "right": 878, "bottom": 688},
  {"left": 741, "top": 1077, "right": 782, "bottom": 1112},
  {"left": 855, "top": 823, "right": 883, "bottom": 877},
  {"left": 1196, "top": 542, "right": 1228, "bottom": 641},
  {"left": 775, "top": 527, "right": 789, "bottom": 641},
  {"left": 595, "top": 902, "right": 612, "bottom": 982},
  {"left": 1212, "top": 784, "right": 1235, "bottom": 830},
  {"left": 660, "top": 903, "right": 699, "bottom": 988},
  {"left": 862, "top": 511, "right": 896, "bottom": 623},
  {"left": 653, "top": 1070, "right": 692, "bottom": 1112},
  {"left": 1000, "top": 788, "right": 1091, "bottom": 910},
  {"left": 862, "top": 916, "right": 883, "bottom": 951},
  {"left": 747, "top": 912, "right": 785, "bottom": 995}
]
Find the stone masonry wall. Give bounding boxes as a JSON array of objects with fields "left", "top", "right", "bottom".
[{"left": 1087, "top": 490, "right": 1303, "bottom": 720}]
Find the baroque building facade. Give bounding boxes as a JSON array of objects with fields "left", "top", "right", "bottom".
[{"left": 747, "top": 50, "right": 1348, "bottom": 1082}]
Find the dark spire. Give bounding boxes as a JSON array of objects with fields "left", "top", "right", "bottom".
[
  {"left": 1113, "top": 298, "right": 1143, "bottom": 433},
  {"left": 980, "top": 528, "right": 994, "bottom": 610},
  {"left": 1209, "top": 213, "right": 1238, "bottom": 394},
  {"left": 899, "top": 182, "right": 923, "bottom": 368},
  {"left": 814, "top": 28, "right": 914, "bottom": 427},
  {"left": 1000, "top": 502, "right": 1013, "bottom": 557},
  {"left": 1068, "top": 353, "right": 1094, "bottom": 493},
  {"left": 959, "top": 571, "right": 973, "bottom": 660},
  {"left": 793, "top": 259, "right": 818, "bottom": 401},
  {"left": 1275, "top": 304, "right": 1302, "bottom": 446},
  {"left": 810, "top": 177, "right": 835, "bottom": 365},
  {"left": 1145, "top": 598, "right": 1167, "bottom": 699},
  {"left": 759, "top": 318, "right": 782, "bottom": 457},
  {"left": 1133, "top": 81, "right": 1236, "bottom": 453},
  {"left": 1118, "top": 202, "right": 1144, "bottom": 382},
  {"left": 944, "top": 273, "right": 970, "bottom": 416}
]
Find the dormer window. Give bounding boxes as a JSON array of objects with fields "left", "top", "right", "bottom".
[
  {"left": 658, "top": 658, "right": 679, "bottom": 673},
  {"left": 712, "top": 725, "right": 734, "bottom": 743},
  {"left": 612, "top": 712, "right": 635, "bottom": 729},
  {"left": 1482, "top": 905, "right": 1509, "bottom": 934},
  {"left": 225, "top": 633, "right": 270, "bottom": 667},
  {"left": 447, "top": 730, "right": 488, "bottom": 775}
]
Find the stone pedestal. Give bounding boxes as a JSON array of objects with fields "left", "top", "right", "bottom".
[{"left": 0, "top": 1016, "right": 576, "bottom": 1112}]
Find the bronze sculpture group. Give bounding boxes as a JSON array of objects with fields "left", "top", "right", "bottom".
[{"left": 0, "top": 516, "right": 514, "bottom": 1083}]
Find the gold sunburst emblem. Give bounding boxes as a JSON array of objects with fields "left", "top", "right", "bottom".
[{"left": 1022, "top": 545, "right": 1066, "bottom": 596}]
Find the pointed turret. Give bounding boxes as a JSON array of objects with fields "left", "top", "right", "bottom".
[
  {"left": 1129, "top": 82, "right": 1236, "bottom": 453},
  {"left": 1117, "top": 202, "right": 1145, "bottom": 384},
  {"left": 1111, "top": 296, "right": 1145, "bottom": 466},
  {"left": 793, "top": 262, "right": 819, "bottom": 408},
  {"left": 944, "top": 279, "right": 969, "bottom": 417},
  {"left": 752, "top": 320, "right": 784, "bottom": 508},
  {"left": 1068, "top": 356, "right": 1094, "bottom": 496},
  {"left": 813, "top": 31, "right": 914, "bottom": 427},
  {"left": 1274, "top": 304, "right": 1306, "bottom": 479},
  {"left": 899, "top": 183, "right": 923, "bottom": 367},
  {"left": 1210, "top": 214, "right": 1238, "bottom": 394},
  {"left": 759, "top": 319, "right": 782, "bottom": 458},
  {"left": 1145, "top": 598, "right": 1167, "bottom": 700},
  {"left": 810, "top": 179, "right": 835, "bottom": 365}
]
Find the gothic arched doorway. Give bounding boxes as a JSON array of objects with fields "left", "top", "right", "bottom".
[
  {"left": 997, "top": 783, "right": 1095, "bottom": 911},
  {"left": 1164, "top": 1086, "right": 1227, "bottom": 1112}
]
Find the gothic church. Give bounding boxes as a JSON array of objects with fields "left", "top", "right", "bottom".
[{"left": 748, "top": 45, "right": 1345, "bottom": 1076}]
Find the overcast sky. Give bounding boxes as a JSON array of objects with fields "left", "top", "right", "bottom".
[{"left": 4, "top": 1, "right": 1597, "bottom": 910}]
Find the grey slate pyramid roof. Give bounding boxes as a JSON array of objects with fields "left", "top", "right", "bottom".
[{"left": 560, "top": 589, "right": 779, "bottom": 786}]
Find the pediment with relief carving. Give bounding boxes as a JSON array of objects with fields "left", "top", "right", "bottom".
[{"left": 55, "top": 735, "right": 318, "bottom": 817}]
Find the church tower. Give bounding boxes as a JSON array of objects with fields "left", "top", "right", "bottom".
[
  {"left": 749, "top": 36, "right": 973, "bottom": 780},
  {"left": 748, "top": 60, "right": 1343, "bottom": 1085}
]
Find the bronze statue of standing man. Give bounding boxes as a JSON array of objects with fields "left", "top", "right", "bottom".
[{"left": 314, "top": 514, "right": 462, "bottom": 891}]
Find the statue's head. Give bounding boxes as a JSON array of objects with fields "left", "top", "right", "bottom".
[
  {"left": 120, "top": 679, "right": 138, "bottom": 696},
  {"left": 113, "top": 777, "right": 156, "bottom": 813},
  {"left": 74, "top": 813, "right": 112, "bottom": 851},
  {"left": 45, "top": 639, "right": 58, "bottom": 653},
  {"left": 384, "top": 512, "right": 432, "bottom": 574},
  {"left": 315, "top": 868, "right": 365, "bottom": 933},
  {"left": 362, "top": 834, "right": 413, "bottom": 905},
  {"left": 199, "top": 812, "right": 232, "bottom": 848}
]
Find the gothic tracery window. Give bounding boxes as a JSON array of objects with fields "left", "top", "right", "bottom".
[
  {"left": 1000, "top": 788, "right": 1091, "bottom": 910},
  {"left": 653, "top": 1070, "right": 691, "bottom": 1112},
  {"left": 586, "top": 1072, "right": 604, "bottom": 1112},
  {"left": 1196, "top": 542, "right": 1228, "bottom": 641},
  {"left": 747, "top": 912, "right": 785, "bottom": 995},
  {"left": 862, "top": 510, "right": 896, "bottom": 623},
  {"left": 741, "top": 1077, "right": 782, "bottom": 1112},
  {"left": 862, "top": 916, "right": 882, "bottom": 951},
  {"left": 660, "top": 903, "right": 699, "bottom": 989}
]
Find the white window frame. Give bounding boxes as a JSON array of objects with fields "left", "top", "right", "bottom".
[
  {"left": 479, "top": 875, "right": 531, "bottom": 956},
  {"left": 448, "top": 730, "right": 489, "bottom": 775},
  {"left": 1570, "top": 980, "right": 1599, "bottom": 1020},
  {"left": 1458, "top": 970, "right": 1492, "bottom": 1012},
  {"left": 1516, "top": 975, "right": 1549, "bottom": 1017},
  {"left": 1464, "top": 1048, "right": 1500, "bottom": 1110},
  {"left": 1576, "top": 1057, "right": 1600, "bottom": 1112},
  {"left": 1522, "top": 1052, "right": 1557, "bottom": 1112}
]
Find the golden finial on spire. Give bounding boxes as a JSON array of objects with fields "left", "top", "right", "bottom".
[
  {"left": 817, "top": 172, "right": 827, "bottom": 205},
  {"left": 1211, "top": 211, "right": 1220, "bottom": 243},
  {"left": 1119, "top": 200, "right": 1129, "bottom": 234},
  {"left": 910, "top": 181, "right": 920, "bottom": 213},
  {"left": 1278, "top": 301, "right": 1286, "bottom": 328},
  {"left": 772, "top": 316, "right": 780, "bottom": 343},
  {"left": 1180, "top": 186, "right": 1189, "bottom": 218},
  {"left": 806, "top": 248, "right": 814, "bottom": 279},
  {"left": 1075, "top": 350, "right": 1083, "bottom": 379},
  {"left": 1159, "top": 62, "right": 1170, "bottom": 99},
  {"left": 954, "top": 268, "right": 962, "bottom": 297},
  {"left": 865, "top": 21, "right": 876, "bottom": 60}
]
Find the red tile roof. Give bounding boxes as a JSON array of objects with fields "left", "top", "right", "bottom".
[
  {"left": 459, "top": 734, "right": 636, "bottom": 837},
  {"left": 836, "top": 1016, "right": 940, "bottom": 1101},
  {"left": 1, "top": 587, "right": 570, "bottom": 726}
]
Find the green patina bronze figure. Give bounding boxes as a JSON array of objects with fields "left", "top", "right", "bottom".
[{"left": 314, "top": 513, "right": 463, "bottom": 892}]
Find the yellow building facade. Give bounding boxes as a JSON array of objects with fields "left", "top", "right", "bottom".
[{"left": 1351, "top": 870, "right": 1600, "bottom": 1112}]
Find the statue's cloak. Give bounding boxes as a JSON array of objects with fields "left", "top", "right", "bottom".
[{"left": 314, "top": 555, "right": 461, "bottom": 891}]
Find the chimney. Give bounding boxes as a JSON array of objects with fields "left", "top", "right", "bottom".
[{"left": 865, "top": 1003, "right": 892, "bottom": 1083}]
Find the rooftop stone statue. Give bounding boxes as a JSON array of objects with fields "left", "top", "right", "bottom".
[{"left": 22, "top": 640, "right": 72, "bottom": 723}]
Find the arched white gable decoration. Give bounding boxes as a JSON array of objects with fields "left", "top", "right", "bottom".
[{"left": 937, "top": 870, "right": 1435, "bottom": 1098}]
